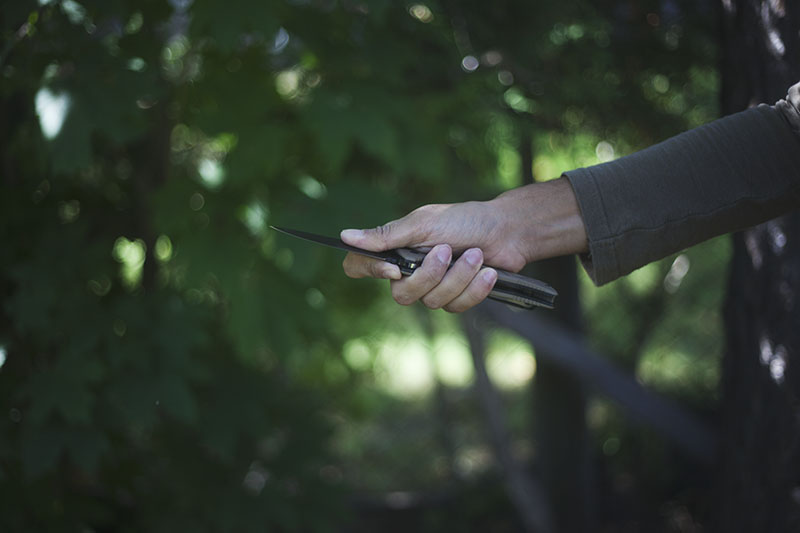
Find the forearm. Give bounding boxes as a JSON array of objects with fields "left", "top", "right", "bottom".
[{"left": 564, "top": 96, "right": 800, "bottom": 285}]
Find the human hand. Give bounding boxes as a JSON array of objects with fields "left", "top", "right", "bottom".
[
  {"left": 341, "top": 177, "right": 587, "bottom": 312},
  {"left": 341, "top": 201, "right": 515, "bottom": 312}
]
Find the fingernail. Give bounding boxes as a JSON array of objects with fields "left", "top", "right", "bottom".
[
  {"left": 464, "top": 248, "right": 482, "bottom": 267},
  {"left": 482, "top": 268, "right": 497, "bottom": 284},
  {"left": 341, "top": 229, "right": 364, "bottom": 242},
  {"left": 436, "top": 245, "right": 451, "bottom": 264}
]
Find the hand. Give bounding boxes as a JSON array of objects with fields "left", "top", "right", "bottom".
[
  {"left": 341, "top": 177, "right": 588, "bottom": 312},
  {"left": 341, "top": 201, "right": 512, "bottom": 312}
]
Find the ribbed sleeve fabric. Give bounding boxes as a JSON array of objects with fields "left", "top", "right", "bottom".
[{"left": 564, "top": 82, "right": 800, "bottom": 286}]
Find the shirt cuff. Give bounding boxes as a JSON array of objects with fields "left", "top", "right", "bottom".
[{"left": 562, "top": 169, "right": 620, "bottom": 285}]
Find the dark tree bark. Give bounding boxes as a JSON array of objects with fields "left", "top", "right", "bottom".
[
  {"left": 716, "top": 1, "right": 800, "bottom": 531},
  {"left": 529, "top": 257, "right": 594, "bottom": 533},
  {"left": 522, "top": 131, "right": 594, "bottom": 533}
]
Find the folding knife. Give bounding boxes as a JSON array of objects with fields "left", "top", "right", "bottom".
[{"left": 271, "top": 226, "right": 557, "bottom": 310}]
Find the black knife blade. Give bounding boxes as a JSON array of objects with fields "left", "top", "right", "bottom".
[{"left": 271, "top": 226, "right": 426, "bottom": 273}]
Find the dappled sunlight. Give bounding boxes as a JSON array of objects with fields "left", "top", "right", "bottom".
[
  {"left": 497, "top": 69, "right": 514, "bottom": 86},
  {"left": 486, "top": 335, "right": 537, "bottom": 390},
  {"left": 460, "top": 55, "right": 479, "bottom": 73},
  {"left": 637, "top": 346, "right": 719, "bottom": 394},
  {"left": 161, "top": 35, "right": 195, "bottom": 82},
  {"left": 57, "top": 0, "right": 86, "bottom": 24},
  {"left": 374, "top": 336, "right": 435, "bottom": 398},
  {"left": 242, "top": 461, "right": 270, "bottom": 496},
  {"left": 432, "top": 335, "right": 474, "bottom": 388},
  {"left": 275, "top": 69, "right": 301, "bottom": 99},
  {"left": 154, "top": 235, "right": 173, "bottom": 262},
  {"left": 361, "top": 323, "right": 538, "bottom": 398},
  {"left": 759, "top": 337, "right": 788, "bottom": 385},
  {"left": 239, "top": 201, "right": 269, "bottom": 237},
  {"left": 297, "top": 175, "right": 327, "bottom": 199},
  {"left": 271, "top": 27, "right": 290, "bottom": 54},
  {"left": 455, "top": 444, "right": 493, "bottom": 477},
  {"left": 664, "top": 254, "right": 691, "bottom": 293},
  {"left": 35, "top": 88, "right": 70, "bottom": 139},
  {"left": 112, "top": 237, "right": 146, "bottom": 289},
  {"left": 343, "top": 338, "right": 373, "bottom": 372},
  {"left": 768, "top": 220, "right": 787, "bottom": 255},
  {"left": 595, "top": 140, "right": 615, "bottom": 163},
  {"left": 504, "top": 87, "right": 534, "bottom": 113},
  {"left": 57, "top": 199, "right": 80, "bottom": 224},
  {"left": 586, "top": 399, "right": 610, "bottom": 430},
  {"left": 198, "top": 158, "right": 225, "bottom": 189},
  {"left": 408, "top": 4, "right": 434, "bottom": 24}
]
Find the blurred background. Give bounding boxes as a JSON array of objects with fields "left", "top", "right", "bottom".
[{"left": 0, "top": 0, "right": 772, "bottom": 531}]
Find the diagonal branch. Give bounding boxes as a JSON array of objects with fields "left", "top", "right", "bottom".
[{"left": 479, "top": 300, "right": 717, "bottom": 465}]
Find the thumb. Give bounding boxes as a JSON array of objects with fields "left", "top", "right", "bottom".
[{"left": 341, "top": 219, "right": 418, "bottom": 252}]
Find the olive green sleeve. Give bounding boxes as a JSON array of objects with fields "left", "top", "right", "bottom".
[{"left": 564, "top": 82, "right": 800, "bottom": 286}]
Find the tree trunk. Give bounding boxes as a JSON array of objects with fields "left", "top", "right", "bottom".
[
  {"left": 524, "top": 129, "right": 594, "bottom": 533},
  {"left": 530, "top": 256, "right": 594, "bottom": 533},
  {"left": 716, "top": 1, "right": 800, "bottom": 531}
]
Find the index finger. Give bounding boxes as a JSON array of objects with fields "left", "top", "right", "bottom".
[{"left": 342, "top": 253, "right": 402, "bottom": 280}]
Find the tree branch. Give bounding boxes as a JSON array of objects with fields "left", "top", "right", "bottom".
[{"left": 479, "top": 301, "right": 717, "bottom": 465}]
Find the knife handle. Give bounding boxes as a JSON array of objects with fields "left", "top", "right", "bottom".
[
  {"left": 394, "top": 249, "right": 557, "bottom": 310},
  {"left": 490, "top": 269, "right": 557, "bottom": 310}
]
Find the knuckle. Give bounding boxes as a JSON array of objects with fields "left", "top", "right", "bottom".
[
  {"left": 395, "top": 295, "right": 415, "bottom": 306},
  {"left": 391, "top": 285, "right": 415, "bottom": 306},
  {"left": 443, "top": 282, "right": 490, "bottom": 314},
  {"left": 447, "top": 295, "right": 479, "bottom": 313},
  {"left": 419, "top": 268, "right": 442, "bottom": 286},
  {"left": 343, "top": 254, "right": 375, "bottom": 279},
  {"left": 373, "top": 223, "right": 393, "bottom": 242},
  {"left": 342, "top": 255, "right": 358, "bottom": 278},
  {"left": 413, "top": 203, "right": 443, "bottom": 217},
  {"left": 369, "top": 262, "right": 385, "bottom": 278},
  {"left": 443, "top": 302, "right": 466, "bottom": 313},
  {"left": 421, "top": 294, "right": 444, "bottom": 310},
  {"left": 421, "top": 257, "right": 448, "bottom": 283}
]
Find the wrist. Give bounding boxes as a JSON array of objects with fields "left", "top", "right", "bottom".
[{"left": 489, "top": 177, "right": 588, "bottom": 263}]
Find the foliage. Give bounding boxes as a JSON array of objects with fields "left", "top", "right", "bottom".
[{"left": 1, "top": 0, "right": 719, "bottom": 530}]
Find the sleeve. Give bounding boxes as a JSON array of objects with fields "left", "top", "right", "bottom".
[{"left": 564, "top": 81, "right": 800, "bottom": 286}]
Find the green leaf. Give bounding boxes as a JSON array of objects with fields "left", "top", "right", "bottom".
[
  {"left": 190, "top": 1, "right": 280, "bottom": 51},
  {"left": 106, "top": 376, "right": 160, "bottom": 428},
  {"left": 47, "top": 63, "right": 154, "bottom": 173},
  {"left": 225, "top": 124, "right": 287, "bottom": 183},
  {"left": 352, "top": 110, "right": 398, "bottom": 164},
  {"left": 22, "top": 349, "right": 104, "bottom": 425}
]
